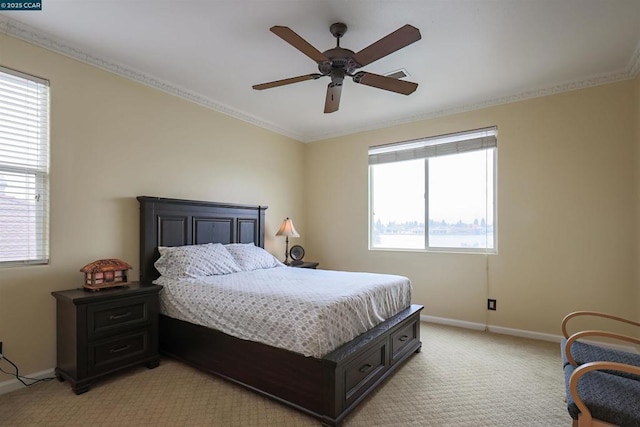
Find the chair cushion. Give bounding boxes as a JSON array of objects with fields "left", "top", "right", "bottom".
[
  {"left": 561, "top": 339, "right": 640, "bottom": 381},
  {"left": 564, "top": 364, "right": 640, "bottom": 425}
]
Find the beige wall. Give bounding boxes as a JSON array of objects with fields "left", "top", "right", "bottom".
[
  {"left": 0, "top": 34, "right": 306, "bottom": 374},
  {"left": 305, "top": 80, "right": 638, "bottom": 335}
]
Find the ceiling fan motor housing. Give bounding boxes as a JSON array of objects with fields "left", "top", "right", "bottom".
[
  {"left": 319, "top": 48, "right": 359, "bottom": 76},
  {"left": 320, "top": 23, "right": 359, "bottom": 76}
]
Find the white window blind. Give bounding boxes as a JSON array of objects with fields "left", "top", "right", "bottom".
[
  {"left": 368, "top": 127, "right": 497, "bottom": 165},
  {"left": 0, "top": 66, "right": 50, "bottom": 265}
]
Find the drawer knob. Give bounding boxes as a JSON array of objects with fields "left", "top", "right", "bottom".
[
  {"left": 359, "top": 363, "right": 373, "bottom": 373},
  {"left": 110, "top": 344, "right": 131, "bottom": 354},
  {"left": 109, "top": 311, "right": 132, "bottom": 321},
  {"left": 399, "top": 335, "right": 409, "bottom": 342}
]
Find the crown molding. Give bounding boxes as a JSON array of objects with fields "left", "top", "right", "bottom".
[
  {"left": 627, "top": 39, "right": 640, "bottom": 78},
  {"left": 0, "top": 16, "right": 305, "bottom": 142},
  {"left": 308, "top": 62, "right": 639, "bottom": 142},
  {"left": 2, "top": 15, "right": 638, "bottom": 144}
]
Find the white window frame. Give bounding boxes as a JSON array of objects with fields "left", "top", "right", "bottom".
[
  {"left": 368, "top": 127, "right": 497, "bottom": 253},
  {"left": 0, "top": 65, "right": 50, "bottom": 266}
]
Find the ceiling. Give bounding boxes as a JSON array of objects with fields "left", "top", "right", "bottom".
[{"left": 1, "top": 1, "right": 640, "bottom": 142}]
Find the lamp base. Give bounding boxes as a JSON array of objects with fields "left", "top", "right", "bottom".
[{"left": 283, "top": 236, "right": 290, "bottom": 265}]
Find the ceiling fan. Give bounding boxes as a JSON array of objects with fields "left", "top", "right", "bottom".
[{"left": 252, "top": 23, "right": 421, "bottom": 113}]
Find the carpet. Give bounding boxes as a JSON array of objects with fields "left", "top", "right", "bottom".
[{"left": 0, "top": 322, "right": 568, "bottom": 426}]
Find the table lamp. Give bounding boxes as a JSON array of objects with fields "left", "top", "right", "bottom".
[{"left": 276, "top": 217, "right": 299, "bottom": 265}]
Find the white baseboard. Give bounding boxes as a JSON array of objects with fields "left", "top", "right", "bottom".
[
  {"left": 421, "top": 315, "right": 639, "bottom": 354},
  {"left": 420, "top": 314, "right": 486, "bottom": 331},
  {"left": 0, "top": 368, "right": 55, "bottom": 396},
  {"left": 487, "top": 324, "right": 561, "bottom": 343}
]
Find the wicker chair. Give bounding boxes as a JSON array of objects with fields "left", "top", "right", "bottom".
[{"left": 561, "top": 311, "right": 640, "bottom": 426}]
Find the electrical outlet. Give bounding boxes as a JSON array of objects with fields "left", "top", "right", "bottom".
[{"left": 487, "top": 299, "right": 497, "bottom": 311}]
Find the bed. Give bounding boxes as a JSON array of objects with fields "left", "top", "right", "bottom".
[{"left": 138, "top": 196, "right": 423, "bottom": 427}]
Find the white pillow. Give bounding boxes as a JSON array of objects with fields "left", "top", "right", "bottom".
[
  {"left": 154, "top": 243, "right": 242, "bottom": 279},
  {"left": 225, "top": 243, "right": 284, "bottom": 271}
]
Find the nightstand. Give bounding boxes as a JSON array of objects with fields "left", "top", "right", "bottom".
[
  {"left": 290, "top": 261, "right": 319, "bottom": 269},
  {"left": 51, "top": 283, "right": 162, "bottom": 394}
]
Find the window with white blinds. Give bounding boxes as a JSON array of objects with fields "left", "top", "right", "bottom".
[
  {"left": 0, "top": 66, "right": 50, "bottom": 266},
  {"left": 369, "top": 127, "right": 497, "bottom": 252}
]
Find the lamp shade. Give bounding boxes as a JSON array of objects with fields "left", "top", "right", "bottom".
[{"left": 276, "top": 217, "right": 300, "bottom": 237}]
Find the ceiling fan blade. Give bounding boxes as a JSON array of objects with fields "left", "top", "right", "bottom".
[
  {"left": 324, "top": 82, "right": 343, "bottom": 113},
  {"left": 253, "top": 74, "right": 322, "bottom": 90},
  {"left": 353, "top": 72, "right": 418, "bottom": 95},
  {"left": 270, "top": 26, "right": 329, "bottom": 63},
  {"left": 353, "top": 25, "right": 421, "bottom": 67}
]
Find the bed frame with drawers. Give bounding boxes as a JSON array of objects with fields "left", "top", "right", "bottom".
[{"left": 138, "top": 196, "right": 423, "bottom": 427}]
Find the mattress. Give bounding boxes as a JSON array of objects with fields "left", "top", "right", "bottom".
[{"left": 155, "top": 266, "right": 412, "bottom": 358}]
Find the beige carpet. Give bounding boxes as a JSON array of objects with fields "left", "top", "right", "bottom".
[{"left": 0, "top": 323, "right": 569, "bottom": 426}]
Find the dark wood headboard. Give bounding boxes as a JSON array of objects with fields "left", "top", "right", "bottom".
[{"left": 137, "top": 196, "right": 267, "bottom": 284}]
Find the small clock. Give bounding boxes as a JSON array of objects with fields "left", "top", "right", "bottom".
[{"left": 289, "top": 245, "right": 305, "bottom": 263}]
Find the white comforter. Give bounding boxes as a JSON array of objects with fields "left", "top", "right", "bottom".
[{"left": 155, "top": 266, "right": 411, "bottom": 358}]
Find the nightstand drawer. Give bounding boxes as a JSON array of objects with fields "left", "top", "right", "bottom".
[
  {"left": 88, "top": 297, "right": 149, "bottom": 336},
  {"left": 89, "top": 330, "right": 149, "bottom": 374}
]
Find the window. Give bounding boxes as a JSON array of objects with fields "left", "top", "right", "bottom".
[
  {"left": 0, "top": 66, "right": 50, "bottom": 265},
  {"left": 369, "top": 127, "right": 496, "bottom": 252}
]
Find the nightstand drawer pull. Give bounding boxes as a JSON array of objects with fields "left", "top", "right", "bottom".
[
  {"left": 399, "top": 335, "right": 409, "bottom": 342},
  {"left": 359, "top": 363, "right": 373, "bottom": 373},
  {"left": 109, "top": 312, "right": 132, "bottom": 321},
  {"left": 109, "top": 344, "right": 131, "bottom": 354}
]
